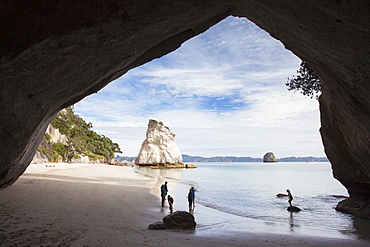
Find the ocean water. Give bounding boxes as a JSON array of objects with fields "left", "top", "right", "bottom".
[{"left": 137, "top": 162, "right": 370, "bottom": 238}]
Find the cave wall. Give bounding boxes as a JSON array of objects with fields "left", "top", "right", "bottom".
[{"left": 0, "top": 0, "right": 369, "bottom": 216}]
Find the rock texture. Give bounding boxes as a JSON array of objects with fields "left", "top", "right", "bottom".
[
  {"left": 162, "top": 211, "right": 196, "bottom": 230},
  {"left": 135, "top": 120, "right": 183, "bottom": 167},
  {"left": 31, "top": 123, "right": 90, "bottom": 164},
  {"left": 30, "top": 124, "right": 66, "bottom": 164},
  {"left": 185, "top": 163, "right": 197, "bottom": 169},
  {"left": 148, "top": 211, "right": 196, "bottom": 230},
  {"left": 335, "top": 197, "right": 370, "bottom": 219},
  {"left": 263, "top": 152, "right": 277, "bottom": 162},
  {"left": 287, "top": 206, "right": 301, "bottom": 212},
  {"left": 45, "top": 125, "right": 68, "bottom": 145},
  {"left": 147, "top": 221, "right": 167, "bottom": 230},
  {"left": 0, "top": 0, "right": 369, "bottom": 219}
]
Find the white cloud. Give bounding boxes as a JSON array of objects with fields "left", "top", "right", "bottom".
[{"left": 74, "top": 16, "right": 325, "bottom": 158}]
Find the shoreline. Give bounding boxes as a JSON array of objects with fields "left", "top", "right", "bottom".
[
  {"left": 1, "top": 163, "right": 369, "bottom": 246},
  {"left": 134, "top": 166, "right": 369, "bottom": 239}
]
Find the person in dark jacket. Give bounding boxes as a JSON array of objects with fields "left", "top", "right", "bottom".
[
  {"left": 163, "top": 181, "right": 168, "bottom": 192},
  {"left": 188, "top": 187, "right": 195, "bottom": 211},
  {"left": 161, "top": 184, "right": 167, "bottom": 207},
  {"left": 191, "top": 186, "right": 196, "bottom": 206}
]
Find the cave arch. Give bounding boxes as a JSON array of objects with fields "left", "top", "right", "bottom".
[{"left": 0, "top": 1, "right": 369, "bottom": 218}]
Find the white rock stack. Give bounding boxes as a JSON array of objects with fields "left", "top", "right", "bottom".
[{"left": 135, "top": 120, "right": 184, "bottom": 167}]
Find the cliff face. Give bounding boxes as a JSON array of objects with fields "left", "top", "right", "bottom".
[
  {"left": 31, "top": 124, "right": 91, "bottom": 164},
  {"left": 135, "top": 120, "right": 183, "bottom": 166},
  {"left": 46, "top": 125, "right": 68, "bottom": 145},
  {"left": 0, "top": 0, "right": 369, "bottom": 218},
  {"left": 31, "top": 125, "right": 67, "bottom": 163}
]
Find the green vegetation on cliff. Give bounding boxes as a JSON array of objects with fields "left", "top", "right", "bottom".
[
  {"left": 42, "top": 107, "right": 121, "bottom": 162},
  {"left": 149, "top": 119, "right": 169, "bottom": 130}
]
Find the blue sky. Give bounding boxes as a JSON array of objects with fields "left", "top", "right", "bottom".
[{"left": 74, "top": 16, "right": 324, "bottom": 158}]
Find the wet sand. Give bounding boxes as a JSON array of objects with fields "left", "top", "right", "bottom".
[{"left": 0, "top": 163, "right": 369, "bottom": 246}]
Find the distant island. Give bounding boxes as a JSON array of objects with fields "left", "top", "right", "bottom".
[
  {"left": 116, "top": 154, "right": 329, "bottom": 163},
  {"left": 263, "top": 152, "right": 277, "bottom": 163},
  {"left": 277, "top": 156, "right": 329, "bottom": 162}
]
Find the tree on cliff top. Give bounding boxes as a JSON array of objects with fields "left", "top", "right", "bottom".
[{"left": 286, "top": 61, "right": 321, "bottom": 99}]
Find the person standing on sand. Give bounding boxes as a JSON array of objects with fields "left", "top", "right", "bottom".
[
  {"left": 161, "top": 184, "right": 167, "bottom": 207},
  {"left": 188, "top": 187, "right": 195, "bottom": 211},
  {"left": 287, "top": 189, "right": 293, "bottom": 207},
  {"left": 167, "top": 195, "right": 174, "bottom": 213},
  {"left": 164, "top": 181, "right": 168, "bottom": 193},
  {"left": 191, "top": 186, "right": 196, "bottom": 207}
]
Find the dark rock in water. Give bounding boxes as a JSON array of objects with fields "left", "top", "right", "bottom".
[
  {"left": 276, "top": 193, "right": 288, "bottom": 197},
  {"left": 331, "top": 195, "right": 349, "bottom": 199},
  {"left": 335, "top": 196, "right": 370, "bottom": 220},
  {"left": 163, "top": 211, "right": 196, "bottom": 229},
  {"left": 148, "top": 221, "right": 167, "bottom": 230},
  {"left": 287, "top": 206, "right": 301, "bottom": 212},
  {"left": 263, "top": 152, "right": 277, "bottom": 162},
  {"left": 185, "top": 163, "right": 197, "bottom": 168}
]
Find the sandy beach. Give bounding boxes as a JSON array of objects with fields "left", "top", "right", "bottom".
[{"left": 1, "top": 163, "right": 369, "bottom": 247}]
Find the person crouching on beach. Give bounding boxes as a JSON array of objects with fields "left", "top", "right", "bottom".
[
  {"left": 287, "top": 189, "right": 293, "bottom": 206},
  {"left": 167, "top": 195, "right": 174, "bottom": 213}
]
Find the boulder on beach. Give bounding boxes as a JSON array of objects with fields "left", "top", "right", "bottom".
[
  {"left": 287, "top": 206, "right": 301, "bottom": 212},
  {"left": 163, "top": 211, "right": 196, "bottom": 230},
  {"left": 148, "top": 211, "right": 197, "bottom": 230},
  {"left": 147, "top": 221, "right": 166, "bottom": 230}
]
